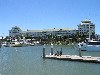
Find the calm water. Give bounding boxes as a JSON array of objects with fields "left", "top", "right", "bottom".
[{"left": 0, "top": 45, "right": 100, "bottom": 75}]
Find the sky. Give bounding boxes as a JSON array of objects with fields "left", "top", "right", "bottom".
[{"left": 0, "top": 0, "right": 100, "bottom": 36}]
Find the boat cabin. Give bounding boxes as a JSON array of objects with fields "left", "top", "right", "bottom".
[{"left": 87, "top": 41, "right": 100, "bottom": 45}]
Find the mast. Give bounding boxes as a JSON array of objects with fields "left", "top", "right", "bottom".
[{"left": 89, "top": 24, "right": 91, "bottom": 41}]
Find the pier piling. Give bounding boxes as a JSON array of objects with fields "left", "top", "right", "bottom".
[
  {"left": 78, "top": 44, "right": 82, "bottom": 57},
  {"left": 43, "top": 44, "right": 45, "bottom": 58},
  {"left": 51, "top": 43, "right": 53, "bottom": 55}
]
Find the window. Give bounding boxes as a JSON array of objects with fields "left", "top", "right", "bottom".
[{"left": 13, "top": 32, "right": 17, "bottom": 33}]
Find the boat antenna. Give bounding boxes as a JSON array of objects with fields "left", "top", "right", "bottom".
[{"left": 89, "top": 24, "right": 90, "bottom": 41}]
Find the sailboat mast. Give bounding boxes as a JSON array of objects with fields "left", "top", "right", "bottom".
[{"left": 89, "top": 24, "right": 90, "bottom": 41}]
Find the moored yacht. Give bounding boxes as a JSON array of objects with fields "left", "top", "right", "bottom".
[{"left": 77, "top": 40, "right": 100, "bottom": 51}]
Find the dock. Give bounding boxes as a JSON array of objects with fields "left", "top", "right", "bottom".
[
  {"left": 44, "top": 55, "right": 100, "bottom": 63},
  {"left": 42, "top": 44, "right": 100, "bottom": 63}
]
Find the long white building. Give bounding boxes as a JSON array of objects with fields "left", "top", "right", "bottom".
[
  {"left": 9, "top": 19, "right": 95, "bottom": 38},
  {"left": 9, "top": 26, "right": 78, "bottom": 38},
  {"left": 23, "top": 28, "right": 78, "bottom": 38}
]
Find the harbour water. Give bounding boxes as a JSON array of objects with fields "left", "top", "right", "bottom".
[{"left": 0, "top": 45, "right": 100, "bottom": 75}]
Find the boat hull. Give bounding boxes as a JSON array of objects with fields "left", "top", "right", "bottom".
[
  {"left": 75, "top": 43, "right": 100, "bottom": 51},
  {"left": 80, "top": 45, "right": 100, "bottom": 51}
]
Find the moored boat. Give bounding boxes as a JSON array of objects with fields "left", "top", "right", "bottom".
[{"left": 77, "top": 40, "right": 100, "bottom": 51}]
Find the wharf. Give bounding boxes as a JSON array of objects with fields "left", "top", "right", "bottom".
[{"left": 44, "top": 55, "right": 100, "bottom": 63}]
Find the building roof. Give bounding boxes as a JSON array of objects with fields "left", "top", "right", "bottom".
[
  {"left": 81, "top": 19, "right": 91, "bottom": 23},
  {"left": 24, "top": 28, "right": 77, "bottom": 32}
]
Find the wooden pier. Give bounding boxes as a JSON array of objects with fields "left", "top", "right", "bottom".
[
  {"left": 44, "top": 55, "right": 100, "bottom": 63},
  {"left": 42, "top": 44, "right": 100, "bottom": 63}
]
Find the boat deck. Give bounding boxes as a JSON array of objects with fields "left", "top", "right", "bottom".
[{"left": 44, "top": 55, "right": 100, "bottom": 63}]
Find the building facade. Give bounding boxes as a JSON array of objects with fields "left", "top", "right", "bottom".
[
  {"left": 23, "top": 28, "right": 78, "bottom": 38},
  {"left": 9, "top": 26, "right": 78, "bottom": 38},
  {"left": 9, "top": 26, "right": 22, "bottom": 37},
  {"left": 78, "top": 19, "right": 95, "bottom": 37},
  {"left": 9, "top": 19, "right": 95, "bottom": 39}
]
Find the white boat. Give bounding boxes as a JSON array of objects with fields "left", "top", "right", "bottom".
[
  {"left": 77, "top": 40, "right": 100, "bottom": 51},
  {"left": 5, "top": 39, "right": 24, "bottom": 47},
  {"left": 10, "top": 41, "right": 22, "bottom": 47},
  {"left": 4, "top": 41, "right": 22, "bottom": 47},
  {"left": 30, "top": 43, "right": 35, "bottom": 46}
]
